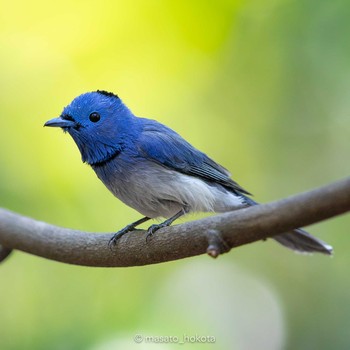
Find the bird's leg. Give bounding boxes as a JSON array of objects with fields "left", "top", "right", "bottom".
[
  {"left": 146, "top": 206, "right": 189, "bottom": 241},
  {"left": 109, "top": 216, "right": 151, "bottom": 248}
]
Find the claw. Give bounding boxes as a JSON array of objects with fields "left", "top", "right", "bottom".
[
  {"left": 144, "top": 207, "right": 189, "bottom": 242},
  {"left": 146, "top": 223, "right": 166, "bottom": 242},
  {"left": 146, "top": 232, "right": 153, "bottom": 242},
  {"left": 108, "top": 217, "right": 151, "bottom": 250},
  {"left": 108, "top": 229, "right": 129, "bottom": 250},
  {"left": 146, "top": 224, "right": 157, "bottom": 242}
]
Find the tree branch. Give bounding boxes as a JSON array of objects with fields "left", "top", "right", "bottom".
[{"left": 0, "top": 177, "right": 349, "bottom": 267}]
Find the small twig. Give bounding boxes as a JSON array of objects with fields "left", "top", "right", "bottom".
[
  {"left": 0, "top": 177, "right": 349, "bottom": 267},
  {"left": 206, "top": 229, "right": 231, "bottom": 258}
]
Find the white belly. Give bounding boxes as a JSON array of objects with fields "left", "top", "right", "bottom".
[{"left": 94, "top": 161, "right": 245, "bottom": 219}]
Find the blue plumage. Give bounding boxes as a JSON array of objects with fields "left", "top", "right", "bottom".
[{"left": 45, "top": 91, "right": 332, "bottom": 254}]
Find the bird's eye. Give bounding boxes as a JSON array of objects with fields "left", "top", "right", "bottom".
[{"left": 89, "top": 112, "right": 100, "bottom": 122}]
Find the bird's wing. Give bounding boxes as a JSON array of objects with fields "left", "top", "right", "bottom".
[{"left": 136, "top": 121, "right": 251, "bottom": 195}]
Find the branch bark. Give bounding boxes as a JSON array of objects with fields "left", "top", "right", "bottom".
[{"left": 0, "top": 177, "right": 349, "bottom": 267}]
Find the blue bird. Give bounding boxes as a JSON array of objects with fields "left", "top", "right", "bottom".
[{"left": 45, "top": 90, "right": 332, "bottom": 254}]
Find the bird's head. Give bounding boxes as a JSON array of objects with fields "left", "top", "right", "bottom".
[{"left": 45, "top": 91, "right": 138, "bottom": 165}]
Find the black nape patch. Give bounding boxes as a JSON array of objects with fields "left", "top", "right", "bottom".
[{"left": 96, "top": 90, "right": 119, "bottom": 99}]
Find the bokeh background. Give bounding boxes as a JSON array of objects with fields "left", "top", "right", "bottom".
[{"left": 1, "top": 0, "right": 349, "bottom": 349}]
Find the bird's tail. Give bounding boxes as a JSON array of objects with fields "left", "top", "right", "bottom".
[
  {"left": 273, "top": 228, "right": 332, "bottom": 255},
  {"left": 240, "top": 195, "right": 333, "bottom": 255}
]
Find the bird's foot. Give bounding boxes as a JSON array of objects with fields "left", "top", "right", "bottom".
[
  {"left": 146, "top": 223, "right": 168, "bottom": 242},
  {"left": 108, "top": 217, "right": 151, "bottom": 249},
  {"left": 108, "top": 226, "right": 134, "bottom": 249}
]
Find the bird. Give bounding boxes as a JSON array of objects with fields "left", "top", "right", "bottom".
[{"left": 44, "top": 90, "right": 332, "bottom": 255}]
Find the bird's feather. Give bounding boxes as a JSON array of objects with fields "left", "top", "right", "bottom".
[{"left": 136, "top": 120, "right": 251, "bottom": 195}]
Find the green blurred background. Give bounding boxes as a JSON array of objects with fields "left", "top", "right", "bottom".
[{"left": 1, "top": 0, "right": 349, "bottom": 349}]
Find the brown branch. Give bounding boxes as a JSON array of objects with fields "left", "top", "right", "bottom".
[{"left": 0, "top": 177, "right": 349, "bottom": 267}]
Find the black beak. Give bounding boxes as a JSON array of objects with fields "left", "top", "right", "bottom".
[{"left": 44, "top": 117, "right": 76, "bottom": 128}]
